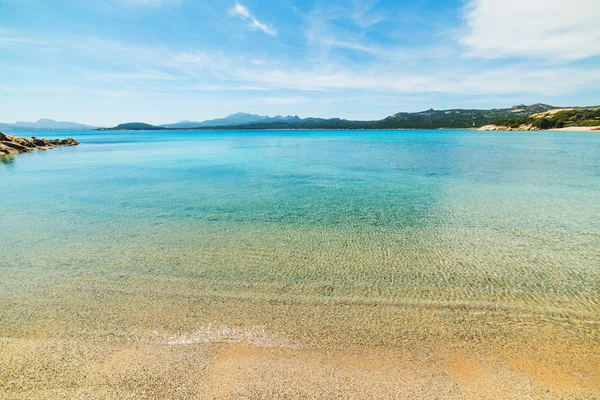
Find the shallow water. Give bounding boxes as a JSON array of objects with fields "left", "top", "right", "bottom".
[{"left": 1, "top": 129, "right": 599, "bottom": 398}]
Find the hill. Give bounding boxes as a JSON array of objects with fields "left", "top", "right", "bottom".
[
  {"left": 97, "top": 122, "right": 164, "bottom": 131},
  {"left": 490, "top": 107, "right": 600, "bottom": 129},
  {"left": 370, "top": 104, "right": 558, "bottom": 129}
]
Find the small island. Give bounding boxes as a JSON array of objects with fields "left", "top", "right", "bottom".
[{"left": 0, "top": 131, "right": 79, "bottom": 156}]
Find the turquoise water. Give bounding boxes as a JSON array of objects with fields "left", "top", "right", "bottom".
[{"left": 1, "top": 129, "right": 599, "bottom": 335}]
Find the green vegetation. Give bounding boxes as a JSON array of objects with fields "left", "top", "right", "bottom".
[{"left": 492, "top": 107, "right": 600, "bottom": 129}]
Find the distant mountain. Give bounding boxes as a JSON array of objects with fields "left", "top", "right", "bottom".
[
  {"left": 97, "top": 122, "right": 164, "bottom": 131},
  {"left": 0, "top": 118, "right": 96, "bottom": 131},
  {"left": 258, "top": 115, "right": 302, "bottom": 124},
  {"left": 161, "top": 113, "right": 302, "bottom": 128},
  {"left": 161, "top": 113, "right": 268, "bottom": 128},
  {"left": 100, "top": 104, "right": 599, "bottom": 131}
]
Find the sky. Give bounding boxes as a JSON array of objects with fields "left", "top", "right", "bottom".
[{"left": 1, "top": 0, "right": 599, "bottom": 126}]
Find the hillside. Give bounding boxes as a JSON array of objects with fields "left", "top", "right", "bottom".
[
  {"left": 491, "top": 107, "right": 600, "bottom": 129},
  {"left": 370, "top": 104, "right": 557, "bottom": 129}
]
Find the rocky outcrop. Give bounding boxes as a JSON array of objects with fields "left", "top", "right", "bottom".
[
  {"left": 0, "top": 131, "right": 79, "bottom": 156},
  {"left": 478, "top": 124, "right": 540, "bottom": 131}
]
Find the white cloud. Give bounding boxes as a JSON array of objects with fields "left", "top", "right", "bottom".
[
  {"left": 230, "top": 4, "right": 251, "bottom": 18},
  {"left": 229, "top": 3, "right": 277, "bottom": 36},
  {"left": 461, "top": 0, "right": 600, "bottom": 61}
]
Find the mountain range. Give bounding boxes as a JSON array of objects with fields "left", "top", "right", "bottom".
[
  {"left": 0, "top": 118, "right": 97, "bottom": 131},
  {"left": 3, "top": 104, "right": 599, "bottom": 132},
  {"left": 160, "top": 113, "right": 302, "bottom": 128}
]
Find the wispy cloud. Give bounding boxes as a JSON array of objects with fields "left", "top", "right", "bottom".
[
  {"left": 305, "top": 31, "right": 453, "bottom": 61},
  {"left": 302, "top": 2, "right": 396, "bottom": 61},
  {"left": 347, "top": 0, "right": 385, "bottom": 28},
  {"left": 189, "top": 83, "right": 269, "bottom": 92},
  {"left": 461, "top": 0, "right": 600, "bottom": 61},
  {"left": 115, "top": 0, "right": 180, "bottom": 6},
  {"left": 0, "top": 31, "right": 47, "bottom": 46},
  {"left": 229, "top": 3, "right": 277, "bottom": 36},
  {"left": 85, "top": 69, "right": 179, "bottom": 82}
]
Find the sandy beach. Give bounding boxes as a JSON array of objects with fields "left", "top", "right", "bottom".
[{"left": 549, "top": 126, "right": 600, "bottom": 132}]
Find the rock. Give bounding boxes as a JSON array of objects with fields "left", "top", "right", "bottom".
[
  {"left": 516, "top": 124, "right": 540, "bottom": 131},
  {"left": 0, "top": 143, "right": 19, "bottom": 155},
  {"left": 13, "top": 136, "right": 36, "bottom": 148},
  {"left": 478, "top": 124, "right": 539, "bottom": 131},
  {"left": 0, "top": 131, "right": 79, "bottom": 156},
  {"left": 478, "top": 124, "right": 507, "bottom": 131},
  {"left": 62, "top": 138, "right": 80, "bottom": 146},
  {"left": 1, "top": 140, "right": 33, "bottom": 152},
  {"left": 32, "top": 137, "right": 50, "bottom": 146}
]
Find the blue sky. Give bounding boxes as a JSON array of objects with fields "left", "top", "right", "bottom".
[{"left": 1, "top": 0, "right": 599, "bottom": 125}]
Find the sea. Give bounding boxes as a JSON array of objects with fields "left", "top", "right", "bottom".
[{"left": 1, "top": 129, "right": 599, "bottom": 398}]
